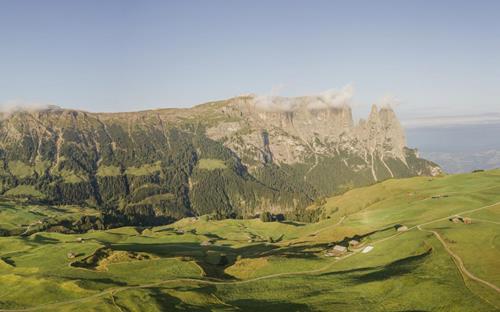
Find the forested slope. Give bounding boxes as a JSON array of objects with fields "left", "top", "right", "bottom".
[{"left": 0, "top": 95, "right": 440, "bottom": 225}]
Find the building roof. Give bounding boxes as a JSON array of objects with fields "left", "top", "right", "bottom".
[
  {"left": 333, "top": 245, "right": 347, "bottom": 252},
  {"left": 362, "top": 246, "right": 374, "bottom": 253}
]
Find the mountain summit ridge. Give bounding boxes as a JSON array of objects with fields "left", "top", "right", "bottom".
[{"left": 207, "top": 97, "right": 417, "bottom": 172}]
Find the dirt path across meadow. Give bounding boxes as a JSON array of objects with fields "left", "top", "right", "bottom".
[{"left": 418, "top": 225, "right": 500, "bottom": 293}]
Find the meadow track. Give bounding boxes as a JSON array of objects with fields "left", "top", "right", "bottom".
[{"left": 417, "top": 226, "right": 500, "bottom": 293}]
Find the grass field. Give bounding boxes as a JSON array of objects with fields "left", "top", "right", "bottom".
[
  {"left": 0, "top": 200, "right": 99, "bottom": 235},
  {"left": 96, "top": 165, "right": 122, "bottom": 177},
  {"left": 0, "top": 169, "right": 499, "bottom": 311},
  {"left": 125, "top": 162, "right": 162, "bottom": 176},
  {"left": 3, "top": 185, "right": 46, "bottom": 199},
  {"left": 5, "top": 161, "right": 51, "bottom": 179},
  {"left": 197, "top": 158, "right": 227, "bottom": 170}
]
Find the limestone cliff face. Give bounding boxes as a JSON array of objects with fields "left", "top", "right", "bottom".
[{"left": 206, "top": 96, "right": 440, "bottom": 181}]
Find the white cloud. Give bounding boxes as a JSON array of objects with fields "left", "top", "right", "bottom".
[
  {"left": 0, "top": 99, "right": 60, "bottom": 118},
  {"left": 253, "top": 84, "right": 355, "bottom": 111}
]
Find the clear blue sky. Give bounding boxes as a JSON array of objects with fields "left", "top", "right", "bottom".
[{"left": 1, "top": 0, "right": 499, "bottom": 120}]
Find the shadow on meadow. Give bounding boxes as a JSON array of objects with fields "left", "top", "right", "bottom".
[
  {"left": 73, "top": 277, "right": 129, "bottom": 288},
  {"left": 228, "top": 299, "right": 312, "bottom": 311},
  {"left": 113, "top": 285, "right": 313, "bottom": 312},
  {"left": 279, "top": 221, "right": 306, "bottom": 227},
  {"left": 1, "top": 256, "right": 16, "bottom": 267},
  {"left": 318, "top": 248, "right": 433, "bottom": 284},
  {"left": 107, "top": 240, "right": 330, "bottom": 280},
  {"left": 103, "top": 224, "right": 402, "bottom": 280},
  {"left": 30, "top": 234, "right": 61, "bottom": 244}
]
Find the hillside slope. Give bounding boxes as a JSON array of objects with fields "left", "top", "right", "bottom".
[
  {"left": 0, "top": 95, "right": 439, "bottom": 224},
  {"left": 0, "top": 169, "right": 498, "bottom": 311}
]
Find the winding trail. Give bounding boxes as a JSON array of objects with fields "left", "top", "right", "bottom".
[
  {"left": 20, "top": 221, "right": 42, "bottom": 236},
  {"left": 1, "top": 201, "right": 499, "bottom": 311},
  {"left": 413, "top": 200, "right": 500, "bottom": 297},
  {"left": 408, "top": 201, "right": 500, "bottom": 230},
  {"left": 418, "top": 225, "right": 500, "bottom": 294},
  {"left": 310, "top": 216, "right": 346, "bottom": 236}
]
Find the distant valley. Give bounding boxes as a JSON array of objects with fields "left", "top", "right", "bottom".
[{"left": 406, "top": 122, "right": 500, "bottom": 173}]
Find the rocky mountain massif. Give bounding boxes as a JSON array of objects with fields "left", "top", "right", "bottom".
[{"left": 0, "top": 95, "right": 440, "bottom": 225}]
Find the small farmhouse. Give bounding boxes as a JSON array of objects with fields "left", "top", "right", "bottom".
[{"left": 331, "top": 245, "right": 347, "bottom": 256}]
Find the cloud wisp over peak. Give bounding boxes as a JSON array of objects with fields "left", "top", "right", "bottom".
[
  {"left": 0, "top": 100, "right": 61, "bottom": 118},
  {"left": 253, "top": 84, "right": 355, "bottom": 111}
]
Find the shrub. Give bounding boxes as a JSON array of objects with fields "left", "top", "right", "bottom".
[{"left": 260, "top": 211, "right": 273, "bottom": 222}]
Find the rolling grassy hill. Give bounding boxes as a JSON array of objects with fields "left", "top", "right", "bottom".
[{"left": 0, "top": 169, "right": 499, "bottom": 311}]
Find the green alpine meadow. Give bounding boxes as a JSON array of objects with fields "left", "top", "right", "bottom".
[
  {"left": 0, "top": 169, "right": 499, "bottom": 311},
  {"left": 1, "top": 1, "right": 499, "bottom": 311}
]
